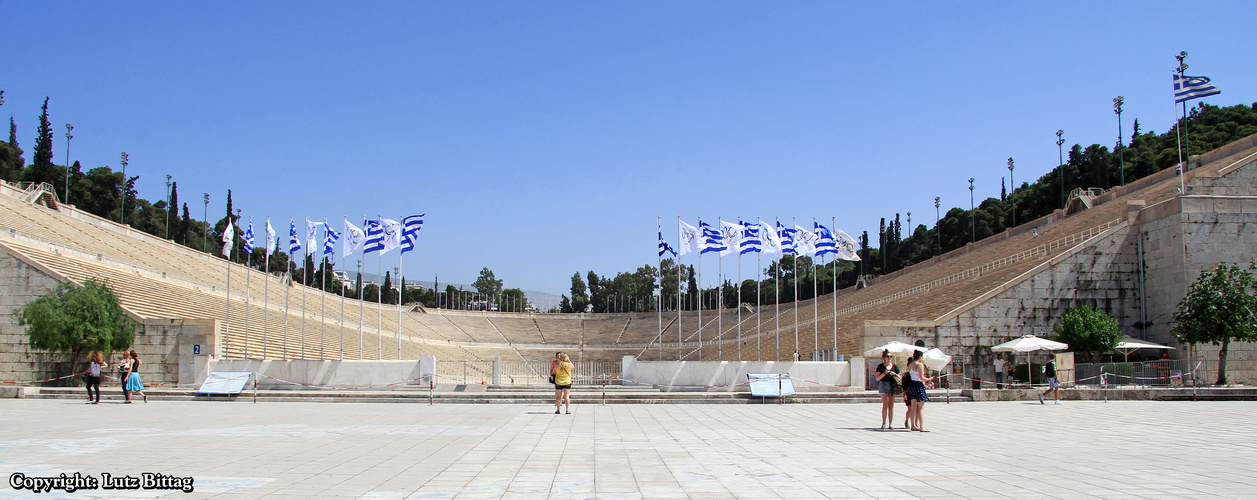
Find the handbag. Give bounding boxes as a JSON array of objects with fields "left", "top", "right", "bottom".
[{"left": 549, "top": 374, "right": 555, "bottom": 384}]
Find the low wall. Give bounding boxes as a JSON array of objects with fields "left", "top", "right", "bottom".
[
  {"left": 209, "top": 357, "right": 436, "bottom": 390},
  {"left": 622, "top": 356, "right": 863, "bottom": 391}
]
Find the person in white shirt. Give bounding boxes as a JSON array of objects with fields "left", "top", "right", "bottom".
[{"left": 994, "top": 354, "right": 1007, "bottom": 389}]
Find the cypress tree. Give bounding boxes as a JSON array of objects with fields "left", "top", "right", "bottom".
[
  {"left": 8, "top": 116, "right": 17, "bottom": 148},
  {"left": 169, "top": 181, "right": 179, "bottom": 238},
  {"left": 181, "top": 203, "right": 191, "bottom": 245},
  {"left": 33, "top": 97, "right": 53, "bottom": 166}
]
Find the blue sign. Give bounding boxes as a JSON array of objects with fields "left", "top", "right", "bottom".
[{"left": 193, "top": 344, "right": 201, "bottom": 355}]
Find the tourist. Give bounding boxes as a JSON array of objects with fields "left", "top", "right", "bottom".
[
  {"left": 873, "top": 350, "right": 900, "bottom": 430},
  {"left": 116, "top": 352, "right": 132, "bottom": 402},
  {"left": 85, "top": 351, "right": 105, "bottom": 404},
  {"left": 907, "top": 351, "right": 934, "bottom": 432},
  {"left": 125, "top": 350, "right": 147, "bottom": 403},
  {"left": 1039, "top": 356, "right": 1060, "bottom": 405},
  {"left": 553, "top": 353, "right": 573, "bottom": 414},
  {"left": 549, "top": 352, "right": 561, "bottom": 384},
  {"left": 994, "top": 354, "right": 1007, "bottom": 389}
]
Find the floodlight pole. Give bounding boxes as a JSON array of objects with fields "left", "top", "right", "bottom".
[
  {"left": 968, "top": 178, "right": 975, "bottom": 243},
  {"left": 165, "top": 174, "right": 172, "bottom": 239},
  {"left": 1056, "top": 130, "right": 1065, "bottom": 209},
  {"left": 120, "top": 152, "right": 128, "bottom": 225},
  {"left": 64, "top": 123, "right": 73, "bottom": 204},
  {"left": 934, "top": 197, "right": 941, "bottom": 255},
  {"left": 202, "top": 193, "right": 210, "bottom": 253},
  {"left": 1007, "top": 158, "right": 1015, "bottom": 227},
  {"left": 1114, "top": 96, "right": 1125, "bottom": 186}
]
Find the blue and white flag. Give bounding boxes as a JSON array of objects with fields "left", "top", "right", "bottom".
[
  {"left": 814, "top": 222, "right": 838, "bottom": 257},
  {"left": 363, "top": 219, "right": 385, "bottom": 254},
  {"left": 776, "top": 221, "right": 796, "bottom": 255},
  {"left": 264, "top": 218, "right": 276, "bottom": 257},
  {"left": 380, "top": 218, "right": 402, "bottom": 253},
  {"left": 832, "top": 227, "right": 861, "bottom": 262},
  {"left": 658, "top": 230, "right": 677, "bottom": 257},
  {"left": 678, "top": 220, "right": 701, "bottom": 256},
  {"left": 1174, "top": 74, "right": 1221, "bottom": 104},
  {"left": 739, "top": 220, "right": 762, "bottom": 254},
  {"left": 221, "top": 218, "right": 235, "bottom": 257},
  {"left": 288, "top": 219, "right": 302, "bottom": 255},
  {"left": 759, "top": 220, "right": 782, "bottom": 255},
  {"left": 794, "top": 224, "right": 817, "bottom": 256},
  {"left": 343, "top": 218, "right": 366, "bottom": 257},
  {"left": 322, "top": 222, "right": 341, "bottom": 255},
  {"left": 719, "top": 220, "right": 740, "bottom": 257},
  {"left": 305, "top": 218, "right": 319, "bottom": 253},
  {"left": 699, "top": 220, "right": 726, "bottom": 255},
  {"left": 400, "top": 214, "right": 424, "bottom": 254},
  {"left": 243, "top": 219, "right": 255, "bottom": 255}
]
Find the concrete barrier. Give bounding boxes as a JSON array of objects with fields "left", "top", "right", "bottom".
[
  {"left": 209, "top": 357, "right": 436, "bottom": 390},
  {"left": 622, "top": 356, "right": 860, "bottom": 392}
]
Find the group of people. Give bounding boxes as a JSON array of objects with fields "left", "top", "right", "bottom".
[
  {"left": 550, "top": 352, "right": 574, "bottom": 414},
  {"left": 873, "top": 349, "right": 935, "bottom": 432},
  {"left": 83, "top": 350, "right": 147, "bottom": 404}
]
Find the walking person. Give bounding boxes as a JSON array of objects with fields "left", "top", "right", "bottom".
[
  {"left": 907, "top": 351, "right": 935, "bottom": 432},
  {"left": 553, "top": 353, "right": 573, "bottom": 414},
  {"left": 873, "top": 350, "right": 901, "bottom": 430},
  {"left": 124, "top": 350, "right": 147, "bottom": 403},
  {"left": 116, "top": 352, "right": 132, "bottom": 403},
  {"left": 994, "top": 354, "right": 1007, "bottom": 390},
  {"left": 85, "top": 351, "right": 106, "bottom": 404},
  {"left": 1039, "top": 356, "right": 1061, "bottom": 405}
]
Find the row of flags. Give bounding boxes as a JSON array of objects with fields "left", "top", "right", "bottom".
[
  {"left": 660, "top": 219, "right": 860, "bottom": 262},
  {"left": 222, "top": 215, "right": 425, "bottom": 261}
]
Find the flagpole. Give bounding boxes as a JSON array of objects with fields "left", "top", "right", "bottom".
[
  {"left": 756, "top": 217, "right": 762, "bottom": 362},
  {"left": 832, "top": 216, "right": 838, "bottom": 361},
  {"left": 340, "top": 217, "right": 347, "bottom": 360},
  {"left": 737, "top": 218, "right": 742, "bottom": 361},
  {"left": 244, "top": 217, "right": 252, "bottom": 359},
  {"left": 283, "top": 218, "right": 292, "bottom": 360},
  {"left": 321, "top": 216, "right": 327, "bottom": 359},
  {"left": 359, "top": 258, "right": 364, "bottom": 360},
  {"left": 775, "top": 218, "right": 781, "bottom": 361},
  {"left": 697, "top": 217, "right": 703, "bottom": 361},
  {"left": 657, "top": 217, "right": 663, "bottom": 362},
  {"left": 813, "top": 218, "right": 818, "bottom": 361},
  {"left": 225, "top": 235, "right": 231, "bottom": 359},
  {"left": 717, "top": 217, "right": 722, "bottom": 361},
  {"left": 398, "top": 227, "right": 404, "bottom": 361},
  {"left": 301, "top": 219, "right": 308, "bottom": 359},
  {"left": 792, "top": 216, "right": 798, "bottom": 361},
  {"left": 1175, "top": 53, "right": 1188, "bottom": 194},
  {"left": 677, "top": 216, "right": 682, "bottom": 360},
  {"left": 263, "top": 220, "right": 270, "bottom": 360},
  {"left": 377, "top": 215, "right": 383, "bottom": 360}
]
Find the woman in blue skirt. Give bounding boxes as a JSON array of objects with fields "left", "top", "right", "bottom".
[
  {"left": 907, "top": 351, "right": 934, "bottom": 432},
  {"left": 125, "top": 350, "right": 147, "bottom": 403}
]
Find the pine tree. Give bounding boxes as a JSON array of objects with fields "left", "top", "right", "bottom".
[
  {"left": 33, "top": 97, "right": 53, "bottom": 165},
  {"left": 8, "top": 116, "right": 17, "bottom": 148},
  {"left": 169, "top": 181, "right": 179, "bottom": 239},
  {"left": 382, "top": 271, "right": 393, "bottom": 303},
  {"left": 181, "top": 203, "right": 191, "bottom": 245}
]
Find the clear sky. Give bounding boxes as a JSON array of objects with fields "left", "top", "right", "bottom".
[{"left": 2, "top": 2, "right": 1254, "bottom": 296}]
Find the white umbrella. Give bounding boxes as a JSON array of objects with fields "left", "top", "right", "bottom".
[
  {"left": 1114, "top": 337, "right": 1174, "bottom": 362},
  {"left": 992, "top": 335, "right": 1068, "bottom": 387},
  {"left": 921, "top": 348, "right": 952, "bottom": 372},
  {"left": 863, "top": 341, "right": 928, "bottom": 358}
]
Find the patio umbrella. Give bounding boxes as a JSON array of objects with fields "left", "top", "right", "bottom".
[
  {"left": 921, "top": 348, "right": 952, "bottom": 372},
  {"left": 863, "top": 341, "right": 928, "bottom": 358},
  {"left": 1114, "top": 337, "right": 1175, "bottom": 362},
  {"left": 991, "top": 335, "right": 1069, "bottom": 386}
]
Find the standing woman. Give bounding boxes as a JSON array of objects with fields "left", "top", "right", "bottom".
[
  {"left": 553, "top": 353, "right": 573, "bottom": 414},
  {"left": 125, "top": 350, "right": 147, "bottom": 403},
  {"left": 116, "top": 352, "right": 132, "bottom": 403},
  {"left": 873, "top": 350, "right": 900, "bottom": 430},
  {"left": 85, "top": 351, "right": 105, "bottom": 404},
  {"left": 907, "top": 351, "right": 935, "bottom": 432}
]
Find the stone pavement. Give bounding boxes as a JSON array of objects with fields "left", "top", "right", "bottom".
[{"left": 1, "top": 398, "right": 1252, "bottom": 499}]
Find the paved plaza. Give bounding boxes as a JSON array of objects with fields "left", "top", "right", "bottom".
[{"left": 1, "top": 397, "right": 1252, "bottom": 499}]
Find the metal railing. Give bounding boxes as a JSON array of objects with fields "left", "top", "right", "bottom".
[
  {"left": 440, "top": 359, "right": 623, "bottom": 386},
  {"left": 1072, "top": 359, "right": 1210, "bottom": 386}
]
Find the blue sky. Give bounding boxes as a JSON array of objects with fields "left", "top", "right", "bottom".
[{"left": 2, "top": 2, "right": 1254, "bottom": 296}]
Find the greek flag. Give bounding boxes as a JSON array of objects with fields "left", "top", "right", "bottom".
[
  {"left": 322, "top": 222, "right": 341, "bottom": 255},
  {"left": 700, "top": 220, "right": 726, "bottom": 254},
  {"left": 362, "top": 219, "right": 385, "bottom": 254},
  {"left": 342, "top": 219, "right": 365, "bottom": 257},
  {"left": 658, "top": 230, "right": 676, "bottom": 257},
  {"left": 380, "top": 218, "right": 402, "bottom": 253},
  {"left": 264, "top": 218, "right": 276, "bottom": 257},
  {"left": 832, "top": 227, "right": 861, "bottom": 262},
  {"left": 739, "top": 221, "right": 762, "bottom": 254},
  {"left": 794, "top": 224, "right": 817, "bottom": 256},
  {"left": 305, "top": 218, "right": 319, "bottom": 253},
  {"left": 678, "top": 220, "right": 701, "bottom": 256},
  {"left": 1174, "top": 74, "right": 1221, "bottom": 103},
  {"left": 400, "top": 214, "right": 424, "bottom": 254},
  {"left": 288, "top": 219, "right": 302, "bottom": 255},
  {"left": 759, "top": 220, "right": 782, "bottom": 255},
  {"left": 776, "top": 221, "right": 796, "bottom": 255},
  {"left": 719, "top": 220, "right": 740, "bottom": 256},
  {"left": 221, "top": 219, "right": 235, "bottom": 257},
  {"left": 243, "top": 219, "right": 255, "bottom": 254},
  {"left": 814, "top": 222, "right": 837, "bottom": 257}
]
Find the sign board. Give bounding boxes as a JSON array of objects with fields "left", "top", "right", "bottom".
[
  {"left": 747, "top": 373, "right": 795, "bottom": 397},
  {"left": 193, "top": 344, "right": 201, "bottom": 355},
  {"left": 197, "top": 371, "right": 253, "bottom": 395}
]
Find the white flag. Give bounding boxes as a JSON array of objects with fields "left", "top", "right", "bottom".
[
  {"left": 759, "top": 220, "right": 781, "bottom": 255},
  {"left": 343, "top": 218, "right": 366, "bottom": 257},
  {"left": 678, "top": 220, "right": 701, "bottom": 256},
  {"left": 833, "top": 227, "right": 861, "bottom": 261},
  {"left": 305, "top": 218, "right": 319, "bottom": 253},
  {"left": 719, "top": 220, "right": 740, "bottom": 257},
  {"left": 221, "top": 218, "right": 235, "bottom": 257},
  {"left": 264, "top": 218, "right": 276, "bottom": 257},
  {"left": 380, "top": 218, "right": 402, "bottom": 253},
  {"left": 794, "top": 224, "right": 817, "bottom": 256}
]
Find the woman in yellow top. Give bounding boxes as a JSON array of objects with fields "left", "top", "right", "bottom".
[{"left": 553, "top": 353, "right": 574, "bottom": 414}]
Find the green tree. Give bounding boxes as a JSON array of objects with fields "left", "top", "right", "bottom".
[
  {"left": 17, "top": 278, "right": 137, "bottom": 374},
  {"left": 502, "top": 288, "right": 526, "bottom": 312},
  {"left": 568, "top": 272, "right": 589, "bottom": 313},
  {"left": 472, "top": 267, "right": 503, "bottom": 303},
  {"left": 0, "top": 140, "right": 21, "bottom": 182},
  {"left": 1053, "top": 305, "right": 1122, "bottom": 362},
  {"left": 168, "top": 181, "right": 179, "bottom": 240},
  {"left": 8, "top": 115, "right": 17, "bottom": 147},
  {"left": 32, "top": 97, "right": 53, "bottom": 166},
  {"left": 1173, "top": 264, "right": 1257, "bottom": 385},
  {"left": 382, "top": 271, "right": 394, "bottom": 303}
]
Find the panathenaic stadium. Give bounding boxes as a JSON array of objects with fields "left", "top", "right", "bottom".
[{"left": 3, "top": 135, "right": 1256, "bottom": 390}]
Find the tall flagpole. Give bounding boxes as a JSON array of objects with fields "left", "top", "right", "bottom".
[
  {"left": 398, "top": 230, "right": 404, "bottom": 361},
  {"left": 775, "top": 218, "right": 781, "bottom": 361},
  {"left": 717, "top": 217, "right": 722, "bottom": 361},
  {"left": 657, "top": 217, "right": 663, "bottom": 362},
  {"left": 263, "top": 219, "right": 270, "bottom": 359},
  {"left": 756, "top": 217, "right": 762, "bottom": 362},
  {"left": 832, "top": 216, "right": 838, "bottom": 361},
  {"left": 244, "top": 218, "right": 252, "bottom": 359},
  {"left": 677, "top": 216, "right": 682, "bottom": 360},
  {"left": 697, "top": 217, "right": 703, "bottom": 361},
  {"left": 813, "top": 218, "right": 818, "bottom": 361},
  {"left": 340, "top": 217, "right": 347, "bottom": 360},
  {"left": 792, "top": 216, "right": 798, "bottom": 361},
  {"left": 320, "top": 216, "right": 327, "bottom": 359},
  {"left": 283, "top": 218, "right": 291, "bottom": 360},
  {"left": 1175, "top": 52, "right": 1188, "bottom": 194},
  {"left": 737, "top": 218, "right": 742, "bottom": 361},
  {"left": 300, "top": 219, "right": 308, "bottom": 359},
  {"left": 358, "top": 258, "right": 364, "bottom": 360},
  {"left": 225, "top": 237, "right": 231, "bottom": 358},
  {"left": 376, "top": 215, "right": 383, "bottom": 360}
]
